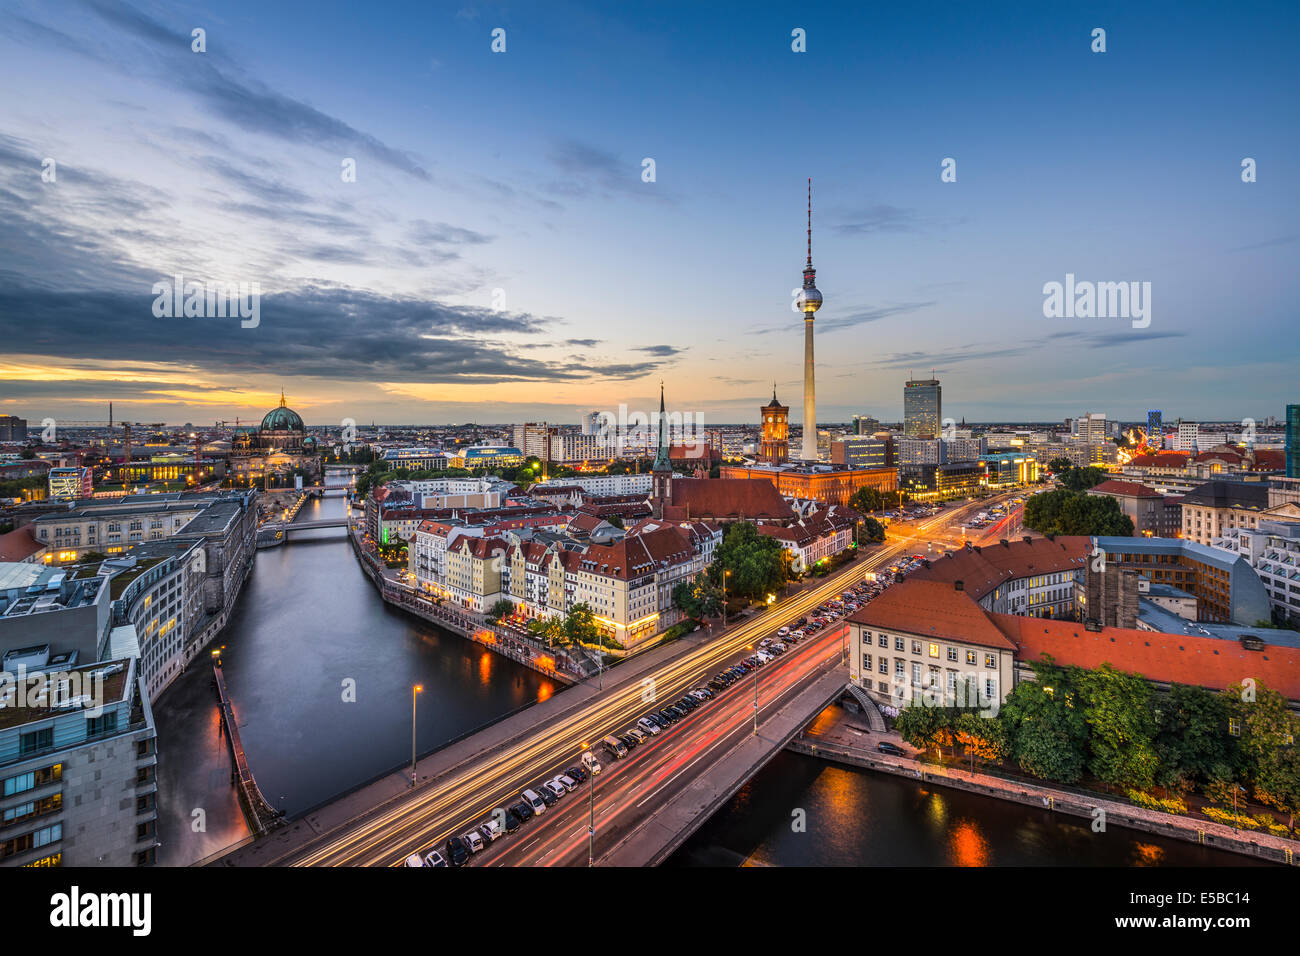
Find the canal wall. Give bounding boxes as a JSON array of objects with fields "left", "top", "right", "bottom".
[
  {"left": 345, "top": 528, "right": 584, "bottom": 685},
  {"left": 788, "top": 730, "right": 1298, "bottom": 867}
]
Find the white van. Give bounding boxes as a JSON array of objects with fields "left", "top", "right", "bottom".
[
  {"left": 522, "top": 788, "right": 546, "bottom": 815},
  {"left": 581, "top": 750, "right": 602, "bottom": 774},
  {"left": 756, "top": 650, "right": 774, "bottom": 665},
  {"left": 637, "top": 717, "right": 661, "bottom": 736},
  {"left": 404, "top": 853, "right": 425, "bottom": 867},
  {"left": 462, "top": 830, "right": 484, "bottom": 854}
]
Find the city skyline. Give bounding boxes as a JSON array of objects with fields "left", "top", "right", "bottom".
[{"left": 1, "top": 1, "right": 1297, "bottom": 426}]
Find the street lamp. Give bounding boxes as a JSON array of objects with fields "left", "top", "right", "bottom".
[
  {"left": 722, "top": 569, "right": 732, "bottom": 627},
  {"left": 582, "top": 742, "right": 595, "bottom": 866},
  {"left": 410, "top": 684, "right": 422, "bottom": 787}
]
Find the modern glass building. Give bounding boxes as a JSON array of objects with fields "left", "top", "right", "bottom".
[
  {"left": 903, "top": 377, "right": 941, "bottom": 438},
  {"left": 1287, "top": 404, "right": 1299, "bottom": 478},
  {"left": 1147, "top": 409, "right": 1162, "bottom": 449}
]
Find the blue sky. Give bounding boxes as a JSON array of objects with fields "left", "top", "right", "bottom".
[{"left": 0, "top": 0, "right": 1296, "bottom": 428}]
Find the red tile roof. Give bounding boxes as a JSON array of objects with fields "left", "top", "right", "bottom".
[
  {"left": 907, "top": 536, "right": 1091, "bottom": 602},
  {"left": 1090, "top": 479, "right": 1161, "bottom": 498},
  {"left": 0, "top": 526, "right": 44, "bottom": 563},
  {"left": 847, "top": 579, "right": 1019, "bottom": 651},
  {"left": 662, "top": 477, "right": 794, "bottom": 522},
  {"left": 993, "top": 614, "right": 1300, "bottom": 700},
  {"left": 575, "top": 525, "right": 695, "bottom": 581}
]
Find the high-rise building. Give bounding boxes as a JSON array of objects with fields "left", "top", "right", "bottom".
[
  {"left": 759, "top": 388, "right": 789, "bottom": 463},
  {"left": 1078, "top": 412, "right": 1108, "bottom": 444},
  {"left": 1177, "top": 421, "right": 1200, "bottom": 453},
  {"left": 1287, "top": 404, "right": 1299, "bottom": 478},
  {"left": 796, "top": 179, "right": 822, "bottom": 461},
  {"left": 1147, "top": 410, "right": 1163, "bottom": 449},
  {"left": 852, "top": 414, "right": 879, "bottom": 436},
  {"left": 0, "top": 415, "right": 27, "bottom": 442},
  {"left": 903, "top": 377, "right": 941, "bottom": 438}
]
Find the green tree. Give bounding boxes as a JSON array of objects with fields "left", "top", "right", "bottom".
[
  {"left": 1078, "top": 664, "right": 1159, "bottom": 790},
  {"left": 527, "top": 615, "right": 566, "bottom": 647},
  {"left": 895, "top": 705, "right": 958, "bottom": 760},
  {"left": 858, "top": 516, "right": 886, "bottom": 544},
  {"left": 1153, "top": 684, "right": 1236, "bottom": 790},
  {"left": 1023, "top": 488, "right": 1134, "bottom": 536},
  {"left": 707, "top": 522, "right": 791, "bottom": 600},
  {"left": 999, "top": 658, "right": 1090, "bottom": 783},
  {"left": 1047, "top": 457, "right": 1072, "bottom": 474},
  {"left": 1225, "top": 681, "right": 1300, "bottom": 827},
  {"left": 486, "top": 599, "right": 514, "bottom": 623},
  {"left": 564, "top": 602, "right": 601, "bottom": 647},
  {"left": 672, "top": 573, "right": 723, "bottom": 621},
  {"left": 955, "top": 712, "right": 1010, "bottom": 769},
  {"left": 1059, "top": 465, "right": 1108, "bottom": 492}
]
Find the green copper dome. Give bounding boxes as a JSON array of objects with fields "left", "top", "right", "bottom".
[{"left": 261, "top": 391, "right": 305, "bottom": 432}]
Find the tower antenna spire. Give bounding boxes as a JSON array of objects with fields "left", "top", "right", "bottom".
[{"left": 806, "top": 177, "right": 813, "bottom": 267}]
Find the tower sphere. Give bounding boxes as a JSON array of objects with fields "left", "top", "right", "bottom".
[{"left": 797, "top": 286, "right": 822, "bottom": 314}]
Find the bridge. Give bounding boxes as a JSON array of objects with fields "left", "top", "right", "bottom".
[
  {"left": 210, "top": 494, "right": 1012, "bottom": 867},
  {"left": 212, "top": 661, "right": 283, "bottom": 835},
  {"left": 256, "top": 516, "right": 351, "bottom": 547}
]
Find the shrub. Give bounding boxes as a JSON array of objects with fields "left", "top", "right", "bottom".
[
  {"left": 1201, "top": 806, "right": 1259, "bottom": 829},
  {"left": 1127, "top": 790, "right": 1187, "bottom": 815}
]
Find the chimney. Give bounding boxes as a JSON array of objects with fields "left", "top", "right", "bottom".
[
  {"left": 1240, "top": 635, "right": 1265, "bottom": 651},
  {"left": 954, "top": 579, "right": 964, "bottom": 592},
  {"left": 1084, "top": 619, "right": 1102, "bottom": 632},
  {"left": 1023, "top": 536, "right": 1032, "bottom": 545}
]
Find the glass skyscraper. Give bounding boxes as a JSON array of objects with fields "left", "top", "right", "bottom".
[
  {"left": 1287, "top": 404, "right": 1299, "bottom": 478},
  {"left": 904, "top": 377, "right": 941, "bottom": 438},
  {"left": 1147, "top": 410, "right": 1162, "bottom": 449}
]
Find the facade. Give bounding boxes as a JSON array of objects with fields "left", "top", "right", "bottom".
[
  {"left": 831, "top": 437, "right": 887, "bottom": 469},
  {"left": 979, "top": 451, "right": 1040, "bottom": 487},
  {"left": 0, "top": 416, "right": 27, "bottom": 442},
  {"left": 758, "top": 390, "right": 790, "bottom": 464},
  {"left": 719, "top": 462, "right": 896, "bottom": 509},
  {"left": 47, "top": 467, "right": 93, "bottom": 500},
  {"left": 903, "top": 377, "right": 941, "bottom": 438},
  {"left": 380, "top": 447, "right": 454, "bottom": 471},
  {"left": 1211, "top": 519, "right": 1300, "bottom": 626},
  {"left": 1077, "top": 412, "right": 1108, "bottom": 444},
  {"left": 456, "top": 446, "right": 524, "bottom": 469},
  {"left": 0, "top": 657, "right": 159, "bottom": 866},
  {"left": 910, "top": 535, "right": 1091, "bottom": 620},
  {"left": 1288, "top": 404, "right": 1300, "bottom": 479},
  {"left": 533, "top": 474, "right": 653, "bottom": 498},
  {"left": 1179, "top": 480, "right": 1272, "bottom": 545},
  {"left": 1087, "top": 479, "right": 1181, "bottom": 537},
  {"left": 756, "top": 507, "right": 855, "bottom": 573}
]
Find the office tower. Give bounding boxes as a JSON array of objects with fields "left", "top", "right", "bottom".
[
  {"left": 903, "top": 377, "right": 941, "bottom": 438},
  {"left": 1287, "top": 404, "right": 1299, "bottom": 478},
  {"left": 1147, "top": 410, "right": 1163, "bottom": 450}
]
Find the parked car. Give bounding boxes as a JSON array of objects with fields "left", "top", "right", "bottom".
[
  {"left": 777, "top": 626, "right": 790, "bottom": 636},
  {"left": 522, "top": 788, "right": 547, "bottom": 815},
  {"left": 462, "top": 831, "right": 484, "bottom": 854},
  {"left": 479, "top": 820, "right": 503, "bottom": 843},
  {"left": 500, "top": 807, "right": 521, "bottom": 833},
  {"left": 512, "top": 800, "right": 535, "bottom": 822},
  {"left": 535, "top": 785, "right": 557, "bottom": 807},
  {"left": 627, "top": 726, "right": 648, "bottom": 744},
  {"left": 602, "top": 734, "right": 628, "bottom": 758},
  {"left": 555, "top": 774, "right": 578, "bottom": 793},
  {"left": 639, "top": 716, "right": 663, "bottom": 735},
  {"left": 424, "top": 849, "right": 448, "bottom": 867},
  {"left": 405, "top": 853, "right": 426, "bottom": 867},
  {"left": 877, "top": 741, "right": 906, "bottom": 757},
  {"left": 544, "top": 780, "right": 566, "bottom": 800},
  {"left": 658, "top": 707, "right": 680, "bottom": 724},
  {"left": 444, "top": 836, "right": 470, "bottom": 866},
  {"left": 566, "top": 765, "right": 588, "bottom": 784},
  {"left": 619, "top": 733, "right": 638, "bottom": 751},
  {"left": 690, "top": 688, "right": 712, "bottom": 701}
]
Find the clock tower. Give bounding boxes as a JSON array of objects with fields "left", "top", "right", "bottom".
[{"left": 759, "top": 386, "right": 789, "bottom": 464}]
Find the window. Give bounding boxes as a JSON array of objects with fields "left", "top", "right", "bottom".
[
  {"left": 966, "top": 650, "right": 976, "bottom": 665},
  {"left": 929, "top": 643, "right": 940, "bottom": 659},
  {"left": 894, "top": 636, "right": 904, "bottom": 651},
  {"left": 985, "top": 678, "right": 997, "bottom": 700},
  {"left": 947, "top": 646, "right": 958, "bottom": 662},
  {"left": 862, "top": 653, "right": 872, "bottom": 670},
  {"left": 911, "top": 663, "right": 922, "bottom": 685},
  {"left": 894, "top": 660, "right": 905, "bottom": 677},
  {"left": 878, "top": 658, "right": 888, "bottom": 674},
  {"left": 19, "top": 728, "right": 53, "bottom": 757},
  {"left": 878, "top": 634, "right": 887, "bottom": 648},
  {"left": 985, "top": 654, "right": 996, "bottom": 669},
  {"left": 1228, "top": 717, "right": 1241, "bottom": 737},
  {"left": 86, "top": 713, "right": 118, "bottom": 737}
]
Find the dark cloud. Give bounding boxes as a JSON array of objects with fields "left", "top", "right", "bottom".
[
  {"left": 0, "top": 283, "right": 673, "bottom": 386},
  {"left": 633, "top": 345, "right": 684, "bottom": 357},
  {"left": 754, "top": 301, "right": 935, "bottom": 335}
]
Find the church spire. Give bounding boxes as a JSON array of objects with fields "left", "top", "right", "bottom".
[{"left": 653, "top": 382, "right": 671, "bottom": 472}]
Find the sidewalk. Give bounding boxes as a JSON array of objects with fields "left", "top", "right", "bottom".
[{"left": 792, "top": 705, "right": 1298, "bottom": 867}]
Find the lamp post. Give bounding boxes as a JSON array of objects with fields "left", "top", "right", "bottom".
[
  {"left": 583, "top": 742, "right": 595, "bottom": 866},
  {"left": 410, "top": 684, "right": 422, "bottom": 787},
  {"left": 722, "top": 569, "right": 731, "bottom": 627}
]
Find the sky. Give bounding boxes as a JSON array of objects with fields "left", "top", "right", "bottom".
[{"left": 0, "top": 0, "right": 1297, "bottom": 429}]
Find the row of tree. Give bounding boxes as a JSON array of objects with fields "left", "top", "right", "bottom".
[
  {"left": 1046, "top": 460, "right": 1110, "bottom": 492},
  {"left": 1023, "top": 487, "right": 1134, "bottom": 536},
  {"left": 894, "top": 657, "right": 1300, "bottom": 823}
]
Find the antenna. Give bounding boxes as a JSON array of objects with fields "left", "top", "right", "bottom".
[{"left": 806, "top": 178, "right": 813, "bottom": 266}]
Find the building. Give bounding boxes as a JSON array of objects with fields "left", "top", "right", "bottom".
[
  {"left": 1176, "top": 421, "right": 1200, "bottom": 453},
  {"left": 1179, "top": 480, "right": 1272, "bottom": 545},
  {"left": 852, "top": 414, "right": 879, "bottom": 436},
  {"left": 0, "top": 416, "right": 27, "bottom": 443},
  {"left": 720, "top": 462, "right": 896, "bottom": 509},
  {"left": 229, "top": 392, "right": 320, "bottom": 486},
  {"left": 456, "top": 446, "right": 524, "bottom": 470},
  {"left": 903, "top": 377, "right": 941, "bottom": 438},
  {"left": 47, "top": 467, "right": 93, "bottom": 501},
  {"left": 910, "top": 535, "right": 1091, "bottom": 620},
  {"left": 1077, "top": 412, "right": 1108, "bottom": 445},
  {"left": 1147, "top": 410, "right": 1163, "bottom": 449},
  {"left": 511, "top": 423, "right": 553, "bottom": 461},
  {"left": 1087, "top": 479, "right": 1181, "bottom": 537},
  {"left": 758, "top": 389, "right": 789, "bottom": 464},
  {"left": 1288, "top": 404, "right": 1300, "bottom": 479},
  {"left": 847, "top": 579, "right": 1018, "bottom": 709},
  {"left": 380, "top": 447, "right": 454, "bottom": 471},
  {"left": 831, "top": 436, "right": 887, "bottom": 469},
  {"left": 756, "top": 507, "right": 856, "bottom": 573},
  {"left": 797, "top": 179, "right": 823, "bottom": 461},
  {"left": 0, "top": 528, "right": 45, "bottom": 565},
  {"left": 979, "top": 451, "right": 1040, "bottom": 487},
  {"left": 0, "top": 656, "right": 159, "bottom": 866},
  {"left": 1211, "top": 519, "right": 1300, "bottom": 627},
  {"left": 532, "top": 474, "right": 653, "bottom": 498}
]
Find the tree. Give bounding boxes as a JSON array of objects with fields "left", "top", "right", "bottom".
[
  {"left": 1023, "top": 488, "right": 1134, "bottom": 536},
  {"left": 1059, "top": 465, "right": 1108, "bottom": 492},
  {"left": 999, "top": 658, "right": 1090, "bottom": 783},
  {"left": 955, "top": 712, "right": 1010, "bottom": 769},
  {"left": 486, "top": 599, "right": 514, "bottom": 623},
  {"left": 1153, "top": 684, "right": 1236, "bottom": 790},
  {"left": 527, "top": 615, "right": 566, "bottom": 647},
  {"left": 858, "top": 516, "right": 886, "bottom": 544},
  {"left": 564, "top": 602, "right": 601, "bottom": 647},
  {"left": 673, "top": 573, "right": 723, "bottom": 621},
  {"left": 1225, "top": 681, "right": 1300, "bottom": 827},
  {"left": 1078, "top": 664, "right": 1159, "bottom": 790},
  {"left": 1047, "top": 457, "right": 1072, "bottom": 474},
  {"left": 707, "top": 522, "right": 791, "bottom": 600},
  {"left": 895, "top": 705, "right": 958, "bottom": 760},
  {"left": 849, "top": 486, "right": 902, "bottom": 513}
]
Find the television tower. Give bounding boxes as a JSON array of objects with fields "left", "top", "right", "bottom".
[{"left": 798, "top": 178, "right": 823, "bottom": 461}]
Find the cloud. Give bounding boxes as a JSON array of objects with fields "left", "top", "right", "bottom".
[
  {"left": 753, "top": 301, "right": 935, "bottom": 335},
  {"left": 545, "top": 139, "right": 668, "bottom": 202},
  {"left": 633, "top": 345, "right": 685, "bottom": 357}
]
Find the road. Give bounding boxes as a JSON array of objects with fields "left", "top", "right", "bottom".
[{"left": 269, "top": 490, "right": 1020, "bottom": 867}]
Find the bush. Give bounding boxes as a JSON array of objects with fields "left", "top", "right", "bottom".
[
  {"left": 1126, "top": 790, "right": 1187, "bottom": 815},
  {"left": 1201, "top": 806, "right": 1259, "bottom": 829}
]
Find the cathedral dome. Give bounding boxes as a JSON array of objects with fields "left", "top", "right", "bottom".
[{"left": 261, "top": 392, "right": 304, "bottom": 432}]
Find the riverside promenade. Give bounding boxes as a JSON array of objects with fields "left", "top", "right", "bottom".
[{"left": 789, "top": 705, "right": 1299, "bottom": 867}]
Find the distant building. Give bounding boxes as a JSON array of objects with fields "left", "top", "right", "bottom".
[
  {"left": 1077, "top": 412, "right": 1108, "bottom": 445},
  {"left": 758, "top": 389, "right": 789, "bottom": 464},
  {"left": 1212, "top": 518, "right": 1300, "bottom": 627},
  {"left": 1087, "top": 479, "right": 1181, "bottom": 537},
  {"left": 47, "top": 467, "right": 93, "bottom": 501},
  {"left": 1147, "top": 410, "right": 1163, "bottom": 450},
  {"left": 903, "top": 377, "right": 941, "bottom": 438},
  {"left": 1287, "top": 404, "right": 1300, "bottom": 479},
  {"left": 720, "top": 462, "right": 896, "bottom": 509},
  {"left": 1179, "top": 480, "right": 1272, "bottom": 546},
  {"left": 0, "top": 416, "right": 27, "bottom": 442},
  {"left": 831, "top": 436, "right": 887, "bottom": 469}
]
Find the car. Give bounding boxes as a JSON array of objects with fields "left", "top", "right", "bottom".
[
  {"left": 424, "top": 849, "right": 448, "bottom": 867},
  {"left": 555, "top": 774, "right": 578, "bottom": 793},
  {"left": 500, "top": 808, "right": 521, "bottom": 833},
  {"left": 479, "top": 820, "right": 503, "bottom": 843},
  {"left": 544, "top": 780, "right": 566, "bottom": 799},
  {"left": 690, "top": 688, "right": 711, "bottom": 702},
  {"left": 708, "top": 678, "right": 727, "bottom": 692},
  {"left": 462, "top": 830, "right": 484, "bottom": 854},
  {"left": 522, "top": 788, "right": 547, "bottom": 815},
  {"left": 877, "top": 741, "right": 907, "bottom": 757},
  {"left": 676, "top": 696, "right": 697, "bottom": 711},
  {"left": 758, "top": 637, "right": 772, "bottom": 648},
  {"left": 444, "top": 836, "right": 470, "bottom": 866},
  {"left": 603, "top": 734, "right": 629, "bottom": 758},
  {"left": 405, "top": 853, "right": 426, "bottom": 867},
  {"left": 777, "top": 626, "right": 790, "bottom": 636},
  {"left": 658, "top": 707, "right": 680, "bottom": 723},
  {"left": 638, "top": 716, "right": 663, "bottom": 735},
  {"left": 565, "top": 765, "right": 588, "bottom": 784},
  {"left": 512, "top": 800, "right": 535, "bottom": 822},
  {"left": 627, "top": 726, "right": 649, "bottom": 744},
  {"left": 668, "top": 704, "right": 688, "bottom": 719},
  {"left": 535, "top": 784, "right": 558, "bottom": 807},
  {"left": 756, "top": 650, "right": 773, "bottom": 665}
]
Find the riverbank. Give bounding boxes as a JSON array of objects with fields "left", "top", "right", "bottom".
[{"left": 790, "top": 704, "right": 1297, "bottom": 867}]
